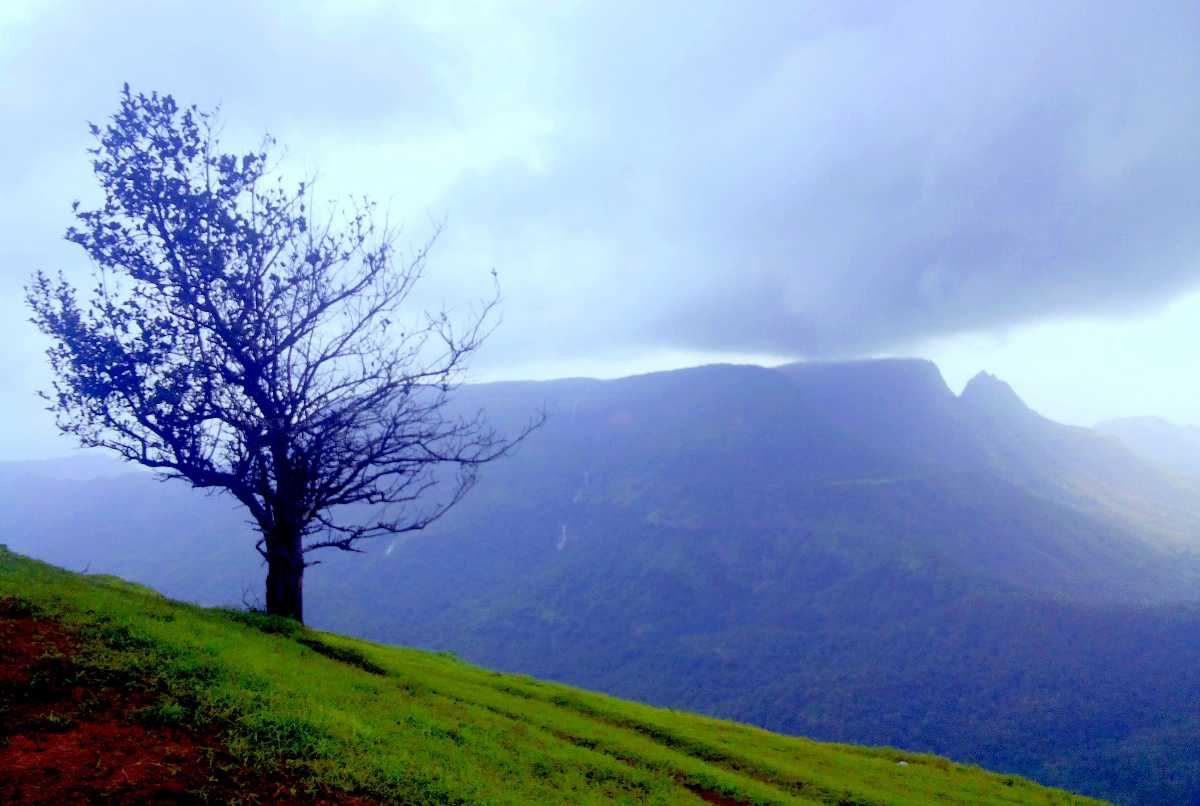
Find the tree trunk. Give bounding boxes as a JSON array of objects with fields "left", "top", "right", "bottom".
[{"left": 264, "top": 527, "right": 304, "bottom": 623}]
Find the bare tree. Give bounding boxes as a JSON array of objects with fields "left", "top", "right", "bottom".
[{"left": 27, "top": 86, "right": 538, "bottom": 622}]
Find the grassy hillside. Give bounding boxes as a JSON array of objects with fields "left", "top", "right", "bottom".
[{"left": 0, "top": 547, "right": 1103, "bottom": 805}]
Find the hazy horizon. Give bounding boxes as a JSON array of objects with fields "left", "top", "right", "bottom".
[{"left": 5, "top": 352, "right": 1195, "bottom": 463}]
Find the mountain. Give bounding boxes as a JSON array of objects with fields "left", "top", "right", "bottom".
[
  {"left": 4, "top": 359, "right": 1200, "bottom": 804},
  {"left": 0, "top": 459, "right": 254, "bottom": 606},
  {"left": 1096, "top": 416, "right": 1200, "bottom": 480},
  {"left": 0, "top": 451, "right": 138, "bottom": 481},
  {"left": 0, "top": 547, "right": 1105, "bottom": 804}
]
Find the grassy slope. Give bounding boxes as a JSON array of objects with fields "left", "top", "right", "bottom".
[{"left": 0, "top": 547, "right": 1105, "bottom": 805}]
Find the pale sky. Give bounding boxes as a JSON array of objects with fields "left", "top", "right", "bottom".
[{"left": 1, "top": 1, "right": 1198, "bottom": 458}]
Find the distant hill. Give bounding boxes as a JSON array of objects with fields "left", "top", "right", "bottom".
[
  {"left": 4, "top": 359, "right": 1200, "bottom": 804},
  {"left": 1095, "top": 416, "right": 1200, "bottom": 480},
  {"left": 0, "top": 547, "right": 1106, "bottom": 804},
  {"left": 0, "top": 451, "right": 138, "bottom": 481}
]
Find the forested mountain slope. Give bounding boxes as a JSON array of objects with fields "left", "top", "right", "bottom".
[{"left": 5, "top": 359, "right": 1200, "bottom": 804}]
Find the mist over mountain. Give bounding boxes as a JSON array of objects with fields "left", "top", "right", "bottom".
[
  {"left": 0, "top": 453, "right": 140, "bottom": 481},
  {"left": 5, "top": 359, "right": 1200, "bottom": 804},
  {"left": 1096, "top": 416, "right": 1200, "bottom": 481}
]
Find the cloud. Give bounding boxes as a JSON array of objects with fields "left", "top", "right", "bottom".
[
  {"left": 432, "top": 1, "right": 1200, "bottom": 358},
  {"left": 2, "top": 1, "right": 1200, "bottom": 455}
]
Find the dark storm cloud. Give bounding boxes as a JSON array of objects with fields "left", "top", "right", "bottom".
[{"left": 435, "top": 1, "right": 1200, "bottom": 358}]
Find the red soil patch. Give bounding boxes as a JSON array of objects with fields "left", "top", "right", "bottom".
[
  {"left": 686, "top": 786, "right": 745, "bottom": 806},
  {"left": 0, "top": 597, "right": 371, "bottom": 804}
]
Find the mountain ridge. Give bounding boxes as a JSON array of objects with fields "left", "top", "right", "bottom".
[
  {"left": 4, "top": 358, "right": 1200, "bottom": 804},
  {"left": 1095, "top": 416, "right": 1200, "bottom": 480}
]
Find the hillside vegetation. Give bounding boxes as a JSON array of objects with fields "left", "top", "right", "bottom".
[
  {"left": 0, "top": 547, "right": 1102, "bottom": 805},
  {"left": 5, "top": 361, "right": 1200, "bottom": 803}
]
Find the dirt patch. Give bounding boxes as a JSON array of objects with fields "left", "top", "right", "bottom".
[
  {"left": 0, "top": 596, "right": 372, "bottom": 804},
  {"left": 686, "top": 785, "right": 746, "bottom": 805}
]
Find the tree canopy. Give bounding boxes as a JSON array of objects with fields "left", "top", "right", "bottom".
[{"left": 27, "top": 85, "right": 535, "bottom": 621}]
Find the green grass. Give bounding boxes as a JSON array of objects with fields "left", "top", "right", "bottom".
[{"left": 0, "top": 545, "right": 1107, "bottom": 805}]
